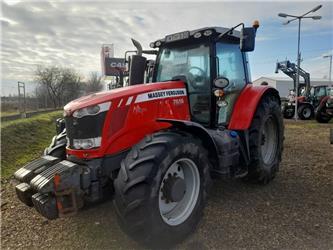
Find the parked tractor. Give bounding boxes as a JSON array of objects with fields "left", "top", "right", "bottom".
[
  {"left": 315, "top": 87, "right": 333, "bottom": 123},
  {"left": 275, "top": 60, "right": 329, "bottom": 120},
  {"left": 14, "top": 21, "right": 284, "bottom": 247}
]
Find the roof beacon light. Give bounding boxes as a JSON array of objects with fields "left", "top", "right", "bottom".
[{"left": 253, "top": 20, "right": 260, "bottom": 31}]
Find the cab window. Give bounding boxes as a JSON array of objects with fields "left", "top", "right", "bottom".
[
  {"left": 216, "top": 41, "right": 246, "bottom": 124},
  {"left": 216, "top": 42, "right": 246, "bottom": 91},
  {"left": 315, "top": 86, "right": 326, "bottom": 97}
]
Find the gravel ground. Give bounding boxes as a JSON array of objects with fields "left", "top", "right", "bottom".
[{"left": 1, "top": 120, "right": 333, "bottom": 249}]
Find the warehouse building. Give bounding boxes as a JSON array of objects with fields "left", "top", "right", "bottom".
[{"left": 253, "top": 77, "right": 331, "bottom": 97}]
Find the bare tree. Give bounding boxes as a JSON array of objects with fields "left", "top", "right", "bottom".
[
  {"left": 35, "top": 66, "right": 83, "bottom": 108},
  {"left": 85, "top": 72, "right": 103, "bottom": 94}
]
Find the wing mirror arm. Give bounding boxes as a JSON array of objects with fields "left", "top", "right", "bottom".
[{"left": 215, "top": 23, "right": 244, "bottom": 42}]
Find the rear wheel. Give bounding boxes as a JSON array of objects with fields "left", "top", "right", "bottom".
[
  {"left": 315, "top": 111, "right": 331, "bottom": 123},
  {"left": 113, "top": 132, "right": 211, "bottom": 247},
  {"left": 298, "top": 104, "right": 313, "bottom": 120},
  {"left": 244, "top": 95, "right": 284, "bottom": 184}
]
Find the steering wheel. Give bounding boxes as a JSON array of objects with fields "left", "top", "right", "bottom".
[{"left": 187, "top": 66, "right": 207, "bottom": 90}]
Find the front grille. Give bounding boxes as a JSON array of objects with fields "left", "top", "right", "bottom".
[{"left": 65, "top": 112, "right": 107, "bottom": 148}]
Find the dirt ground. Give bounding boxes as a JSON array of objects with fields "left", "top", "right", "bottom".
[{"left": 1, "top": 120, "right": 333, "bottom": 249}]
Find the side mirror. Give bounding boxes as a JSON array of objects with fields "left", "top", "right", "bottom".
[
  {"left": 214, "top": 77, "right": 229, "bottom": 89},
  {"left": 240, "top": 27, "right": 256, "bottom": 52}
]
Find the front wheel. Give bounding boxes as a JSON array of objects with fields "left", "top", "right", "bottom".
[
  {"left": 43, "top": 129, "right": 67, "bottom": 159},
  {"left": 113, "top": 132, "right": 211, "bottom": 247},
  {"left": 282, "top": 104, "right": 295, "bottom": 119},
  {"left": 298, "top": 104, "right": 313, "bottom": 120}
]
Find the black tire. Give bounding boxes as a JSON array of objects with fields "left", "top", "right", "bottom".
[
  {"left": 298, "top": 104, "right": 313, "bottom": 120},
  {"left": 315, "top": 111, "right": 331, "bottom": 123},
  {"left": 283, "top": 108, "right": 294, "bottom": 119},
  {"left": 43, "top": 129, "right": 67, "bottom": 159},
  {"left": 282, "top": 103, "right": 295, "bottom": 119},
  {"left": 113, "top": 131, "right": 211, "bottom": 248},
  {"left": 244, "top": 95, "right": 284, "bottom": 184}
]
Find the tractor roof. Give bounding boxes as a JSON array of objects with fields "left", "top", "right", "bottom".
[{"left": 151, "top": 26, "right": 240, "bottom": 48}]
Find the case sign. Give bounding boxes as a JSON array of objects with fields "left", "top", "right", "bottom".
[{"left": 102, "top": 57, "right": 128, "bottom": 76}]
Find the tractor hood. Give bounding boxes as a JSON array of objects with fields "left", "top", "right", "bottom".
[{"left": 64, "top": 81, "right": 186, "bottom": 115}]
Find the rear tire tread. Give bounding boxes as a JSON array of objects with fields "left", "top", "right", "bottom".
[{"left": 245, "top": 95, "right": 284, "bottom": 184}]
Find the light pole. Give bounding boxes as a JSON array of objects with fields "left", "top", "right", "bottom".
[
  {"left": 278, "top": 5, "right": 322, "bottom": 120},
  {"left": 17, "top": 81, "right": 26, "bottom": 118},
  {"left": 323, "top": 54, "right": 332, "bottom": 86}
]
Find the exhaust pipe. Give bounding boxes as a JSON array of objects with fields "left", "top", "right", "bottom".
[
  {"left": 131, "top": 38, "right": 143, "bottom": 56},
  {"left": 129, "top": 38, "right": 146, "bottom": 85}
]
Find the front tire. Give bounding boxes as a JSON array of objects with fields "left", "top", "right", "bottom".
[
  {"left": 113, "top": 132, "right": 211, "bottom": 247},
  {"left": 282, "top": 104, "right": 295, "bottom": 119},
  {"left": 43, "top": 129, "right": 67, "bottom": 159},
  {"left": 298, "top": 104, "right": 313, "bottom": 120},
  {"left": 245, "top": 95, "right": 284, "bottom": 184}
]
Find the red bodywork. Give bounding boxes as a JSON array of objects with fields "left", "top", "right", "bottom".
[
  {"left": 65, "top": 81, "right": 190, "bottom": 159},
  {"left": 64, "top": 82, "right": 276, "bottom": 159},
  {"left": 297, "top": 96, "right": 306, "bottom": 103}
]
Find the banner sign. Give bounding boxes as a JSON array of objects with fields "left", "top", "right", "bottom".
[{"left": 102, "top": 57, "right": 128, "bottom": 76}]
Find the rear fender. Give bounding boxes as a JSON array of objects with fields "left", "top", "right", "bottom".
[{"left": 228, "top": 85, "right": 280, "bottom": 130}]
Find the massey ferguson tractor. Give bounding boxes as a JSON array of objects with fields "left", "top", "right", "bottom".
[{"left": 14, "top": 21, "right": 284, "bottom": 247}]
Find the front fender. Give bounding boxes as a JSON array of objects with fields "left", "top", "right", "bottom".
[{"left": 156, "top": 118, "right": 219, "bottom": 167}]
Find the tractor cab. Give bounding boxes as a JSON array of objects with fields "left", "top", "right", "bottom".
[
  {"left": 130, "top": 23, "right": 259, "bottom": 127},
  {"left": 309, "top": 85, "right": 328, "bottom": 106}
]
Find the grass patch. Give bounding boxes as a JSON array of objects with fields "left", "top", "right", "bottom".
[
  {"left": 1, "top": 111, "right": 63, "bottom": 178},
  {"left": 0, "top": 111, "right": 19, "bottom": 118}
]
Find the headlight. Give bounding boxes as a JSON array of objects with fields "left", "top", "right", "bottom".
[
  {"left": 73, "top": 137, "right": 102, "bottom": 149},
  {"left": 73, "top": 102, "right": 111, "bottom": 118}
]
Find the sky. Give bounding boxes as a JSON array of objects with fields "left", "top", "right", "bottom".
[{"left": 1, "top": 0, "right": 332, "bottom": 96}]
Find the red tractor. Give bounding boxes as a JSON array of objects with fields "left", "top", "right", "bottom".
[
  {"left": 14, "top": 21, "right": 284, "bottom": 247},
  {"left": 276, "top": 60, "right": 329, "bottom": 120},
  {"left": 315, "top": 86, "right": 333, "bottom": 123}
]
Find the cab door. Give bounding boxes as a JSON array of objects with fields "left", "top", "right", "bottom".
[
  {"left": 215, "top": 41, "right": 247, "bottom": 125},
  {"left": 313, "top": 86, "right": 327, "bottom": 107}
]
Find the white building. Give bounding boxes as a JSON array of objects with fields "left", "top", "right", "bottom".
[{"left": 253, "top": 77, "right": 331, "bottom": 97}]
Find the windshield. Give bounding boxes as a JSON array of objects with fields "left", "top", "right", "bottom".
[
  {"left": 156, "top": 43, "right": 210, "bottom": 86},
  {"left": 156, "top": 43, "right": 211, "bottom": 124},
  {"left": 328, "top": 88, "right": 333, "bottom": 96}
]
